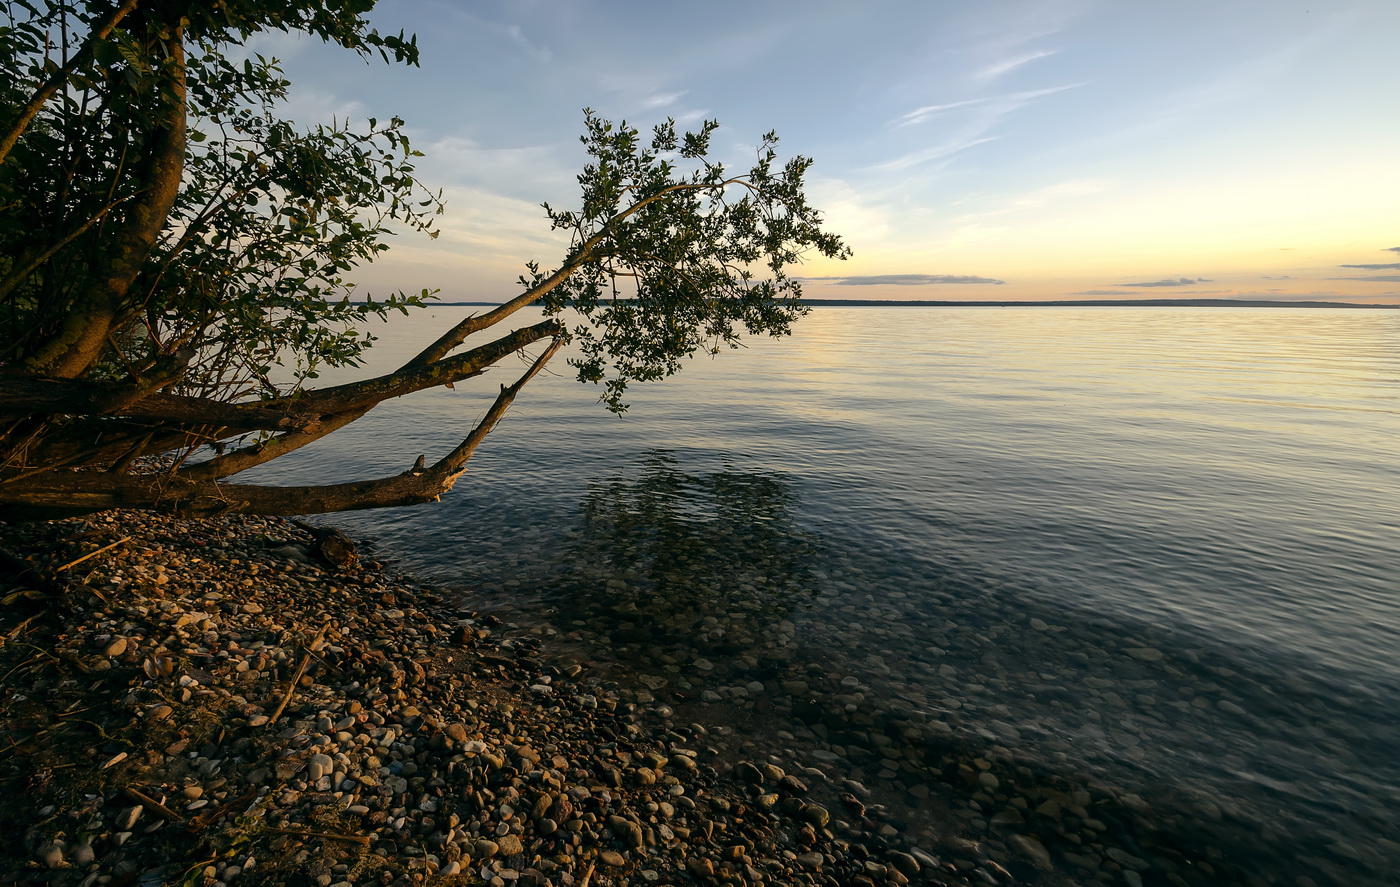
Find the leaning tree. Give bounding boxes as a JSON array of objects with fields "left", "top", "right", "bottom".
[{"left": 0, "top": 0, "right": 848, "bottom": 521}]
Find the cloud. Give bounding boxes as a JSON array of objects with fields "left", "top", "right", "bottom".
[
  {"left": 974, "top": 49, "right": 1059, "bottom": 82},
  {"left": 806, "top": 274, "right": 1005, "bottom": 286},
  {"left": 879, "top": 83, "right": 1084, "bottom": 174},
  {"left": 869, "top": 136, "right": 1001, "bottom": 173},
  {"left": 504, "top": 24, "right": 552, "bottom": 62},
  {"left": 417, "top": 136, "right": 572, "bottom": 197},
  {"left": 1226, "top": 291, "right": 1353, "bottom": 302},
  {"left": 1261, "top": 275, "right": 1295, "bottom": 280},
  {"left": 894, "top": 84, "right": 1080, "bottom": 128},
  {"left": 1074, "top": 289, "right": 1228, "bottom": 297},
  {"left": 639, "top": 91, "right": 687, "bottom": 110},
  {"left": 1386, "top": 247, "right": 1400, "bottom": 254},
  {"left": 1339, "top": 263, "right": 1400, "bottom": 270},
  {"left": 1327, "top": 275, "right": 1400, "bottom": 283},
  {"left": 893, "top": 98, "right": 987, "bottom": 127},
  {"left": 1112, "top": 277, "right": 1212, "bottom": 287}
]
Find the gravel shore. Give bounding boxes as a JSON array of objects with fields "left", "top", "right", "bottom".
[{"left": 0, "top": 512, "right": 1287, "bottom": 886}]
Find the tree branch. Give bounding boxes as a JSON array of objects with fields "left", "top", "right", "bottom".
[
  {"left": 404, "top": 178, "right": 753, "bottom": 369},
  {"left": 0, "top": 195, "right": 133, "bottom": 304},
  {"left": 290, "top": 318, "right": 563, "bottom": 413},
  {"left": 0, "top": 336, "right": 566, "bottom": 519},
  {"left": 0, "top": 0, "right": 142, "bottom": 165},
  {"left": 23, "top": 24, "right": 186, "bottom": 379},
  {"left": 0, "top": 378, "right": 323, "bottom": 433}
]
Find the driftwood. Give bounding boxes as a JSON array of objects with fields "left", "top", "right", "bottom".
[{"left": 268, "top": 622, "right": 332, "bottom": 724}]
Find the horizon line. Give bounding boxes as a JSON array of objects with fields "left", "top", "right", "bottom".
[{"left": 406, "top": 297, "right": 1398, "bottom": 310}]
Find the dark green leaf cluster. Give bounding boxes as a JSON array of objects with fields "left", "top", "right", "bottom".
[
  {"left": 526, "top": 111, "right": 850, "bottom": 412},
  {"left": 161, "top": 49, "right": 442, "bottom": 398},
  {"left": 0, "top": 0, "right": 438, "bottom": 399}
]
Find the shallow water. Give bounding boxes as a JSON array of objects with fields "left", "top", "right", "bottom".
[{"left": 249, "top": 305, "right": 1400, "bottom": 883}]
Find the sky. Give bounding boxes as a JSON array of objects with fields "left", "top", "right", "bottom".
[{"left": 257, "top": 0, "right": 1400, "bottom": 304}]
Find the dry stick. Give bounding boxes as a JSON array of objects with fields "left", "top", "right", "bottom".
[
  {"left": 268, "top": 622, "right": 330, "bottom": 724},
  {"left": 5, "top": 612, "right": 41, "bottom": 639},
  {"left": 123, "top": 787, "right": 186, "bottom": 823},
  {"left": 54, "top": 536, "right": 131, "bottom": 572},
  {"left": 580, "top": 863, "right": 596, "bottom": 887},
  {"left": 264, "top": 827, "right": 372, "bottom": 847}
]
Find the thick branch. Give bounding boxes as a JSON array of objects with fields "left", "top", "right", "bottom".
[
  {"left": 0, "top": 336, "right": 565, "bottom": 519},
  {"left": 0, "top": 378, "right": 323, "bottom": 433},
  {"left": 430, "top": 335, "right": 564, "bottom": 478},
  {"left": 291, "top": 318, "right": 563, "bottom": 413},
  {"left": 176, "top": 407, "right": 369, "bottom": 481},
  {"left": 5, "top": 320, "right": 562, "bottom": 477},
  {"left": 0, "top": 0, "right": 142, "bottom": 165},
  {"left": 407, "top": 256, "right": 596, "bottom": 368},
  {"left": 23, "top": 25, "right": 186, "bottom": 379}
]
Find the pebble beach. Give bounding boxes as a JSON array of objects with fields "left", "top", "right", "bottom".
[{"left": 0, "top": 511, "right": 1361, "bottom": 886}]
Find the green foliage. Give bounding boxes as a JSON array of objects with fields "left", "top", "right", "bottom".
[
  {"left": 0, "top": 0, "right": 439, "bottom": 399},
  {"left": 526, "top": 111, "right": 850, "bottom": 412},
  {"left": 161, "top": 49, "right": 442, "bottom": 398},
  {"left": 0, "top": 0, "right": 848, "bottom": 518}
]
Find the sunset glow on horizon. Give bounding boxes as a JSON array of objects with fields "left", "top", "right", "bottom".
[{"left": 265, "top": 0, "right": 1400, "bottom": 306}]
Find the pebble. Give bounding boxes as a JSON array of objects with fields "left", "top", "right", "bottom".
[
  {"left": 0, "top": 509, "right": 1321, "bottom": 887},
  {"left": 1124, "top": 647, "right": 1164, "bottom": 662},
  {"left": 1009, "top": 835, "right": 1052, "bottom": 871},
  {"left": 37, "top": 841, "right": 64, "bottom": 869}
]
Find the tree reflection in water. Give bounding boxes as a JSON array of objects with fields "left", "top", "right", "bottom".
[{"left": 542, "top": 451, "right": 821, "bottom": 673}]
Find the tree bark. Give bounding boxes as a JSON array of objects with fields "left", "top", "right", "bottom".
[
  {"left": 0, "top": 336, "right": 564, "bottom": 520},
  {"left": 23, "top": 27, "right": 186, "bottom": 379},
  {"left": 0, "top": 378, "right": 323, "bottom": 433}
]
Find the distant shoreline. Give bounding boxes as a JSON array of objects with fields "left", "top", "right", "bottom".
[{"left": 421, "top": 298, "right": 1398, "bottom": 310}]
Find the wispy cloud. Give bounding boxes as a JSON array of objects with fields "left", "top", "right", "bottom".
[
  {"left": 974, "top": 48, "right": 1059, "bottom": 82},
  {"left": 1074, "top": 289, "right": 1228, "bottom": 296},
  {"left": 418, "top": 136, "right": 572, "bottom": 199},
  {"left": 1327, "top": 274, "right": 1400, "bottom": 283},
  {"left": 504, "top": 24, "right": 552, "bottom": 62},
  {"left": 639, "top": 91, "right": 687, "bottom": 110},
  {"left": 868, "top": 136, "right": 1000, "bottom": 173},
  {"left": 1261, "top": 275, "right": 1295, "bottom": 280},
  {"left": 1113, "top": 277, "right": 1212, "bottom": 287},
  {"left": 1226, "top": 291, "right": 1356, "bottom": 302},
  {"left": 1339, "top": 263, "right": 1400, "bottom": 270},
  {"left": 805, "top": 274, "right": 1005, "bottom": 286},
  {"left": 893, "top": 98, "right": 987, "bottom": 127},
  {"left": 878, "top": 84, "right": 1083, "bottom": 173},
  {"left": 894, "top": 84, "right": 1081, "bottom": 128},
  {"left": 1386, "top": 247, "right": 1400, "bottom": 255}
]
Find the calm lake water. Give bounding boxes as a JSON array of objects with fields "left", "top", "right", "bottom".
[{"left": 250, "top": 306, "right": 1400, "bottom": 883}]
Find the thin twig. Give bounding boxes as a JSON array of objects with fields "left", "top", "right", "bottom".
[
  {"left": 580, "top": 862, "right": 596, "bottom": 887},
  {"left": 264, "top": 827, "right": 372, "bottom": 846},
  {"left": 123, "top": 786, "right": 186, "bottom": 822},
  {"left": 5, "top": 613, "right": 42, "bottom": 640},
  {"left": 268, "top": 622, "right": 330, "bottom": 724},
  {"left": 54, "top": 536, "right": 131, "bottom": 572}
]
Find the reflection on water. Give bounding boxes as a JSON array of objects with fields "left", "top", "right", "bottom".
[
  {"left": 541, "top": 450, "right": 819, "bottom": 664},
  {"left": 246, "top": 306, "right": 1400, "bottom": 885}
]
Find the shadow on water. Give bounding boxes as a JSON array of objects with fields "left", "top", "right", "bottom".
[
  {"left": 443, "top": 450, "right": 1400, "bottom": 886},
  {"left": 537, "top": 450, "right": 821, "bottom": 668}
]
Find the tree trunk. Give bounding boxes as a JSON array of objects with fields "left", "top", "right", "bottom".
[{"left": 23, "top": 28, "right": 186, "bottom": 379}]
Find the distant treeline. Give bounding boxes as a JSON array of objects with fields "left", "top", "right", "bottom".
[{"left": 420, "top": 298, "right": 1398, "bottom": 310}]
